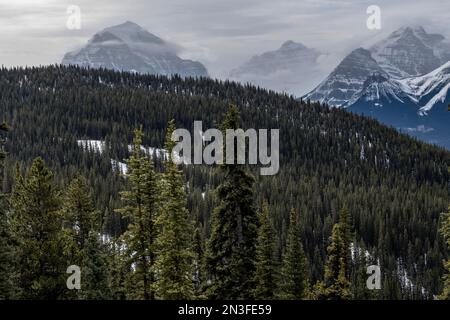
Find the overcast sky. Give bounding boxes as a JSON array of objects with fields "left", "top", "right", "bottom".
[{"left": 1, "top": 0, "right": 449, "bottom": 78}]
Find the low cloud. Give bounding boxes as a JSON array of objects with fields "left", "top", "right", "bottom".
[{"left": 0, "top": 0, "right": 449, "bottom": 83}]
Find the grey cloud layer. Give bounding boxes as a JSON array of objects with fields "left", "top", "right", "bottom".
[{"left": 0, "top": 0, "right": 449, "bottom": 78}]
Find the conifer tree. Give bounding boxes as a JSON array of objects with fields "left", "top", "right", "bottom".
[
  {"left": 277, "top": 208, "right": 308, "bottom": 300},
  {"left": 0, "top": 123, "right": 15, "bottom": 299},
  {"left": 323, "top": 223, "right": 351, "bottom": 299},
  {"left": 108, "top": 240, "right": 128, "bottom": 300},
  {"left": 155, "top": 120, "right": 194, "bottom": 299},
  {"left": 61, "top": 175, "right": 109, "bottom": 299},
  {"left": 439, "top": 205, "right": 450, "bottom": 300},
  {"left": 116, "top": 128, "right": 160, "bottom": 300},
  {"left": 79, "top": 232, "right": 110, "bottom": 299},
  {"left": 62, "top": 175, "right": 98, "bottom": 249},
  {"left": 205, "top": 105, "right": 258, "bottom": 299},
  {"left": 254, "top": 201, "right": 277, "bottom": 299},
  {"left": 339, "top": 206, "right": 352, "bottom": 277},
  {"left": 10, "top": 157, "right": 65, "bottom": 299},
  {"left": 350, "top": 242, "right": 374, "bottom": 299}
]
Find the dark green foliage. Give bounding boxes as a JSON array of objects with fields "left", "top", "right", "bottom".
[
  {"left": 10, "top": 158, "right": 66, "bottom": 299},
  {"left": 323, "top": 223, "right": 351, "bottom": 300},
  {"left": 61, "top": 175, "right": 108, "bottom": 299},
  {"left": 79, "top": 232, "right": 110, "bottom": 300},
  {"left": 0, "top": 65, "right": 448, "bottom": 298},
  {"left": 339, "top": 206, "right": 352, "bottom": 276},
  {"left": 206, "top": 106, "right": 258, "bottom": 299},
  {"left": 440, "top": 206, "right": 450, "bottom": 300},
  {"left": 154, "top": 120, "right": 194, "bottom": 299},
  {"left": 254, "top": 201, "right": 277, "bottom": 299},
  {"left": 108, "top": 240, "right": 128, "bottom": 300},
  {"left": 62, "top": 175, "right": 99, "bottom": 249},
  {"left": 277, "top": 208, "right": 308, "bottom": 300},
  {"left": 116, "top": 129, "right": 160, "bottom": 300},
  {"left": 350, "top": 241, "right": 377, "bottom": 299},
  {"left": 0, "top": 123, "right": 15, "bottom": 299},
  {"left": 193, "top": 226, "right": 206, "bottom": 298}
]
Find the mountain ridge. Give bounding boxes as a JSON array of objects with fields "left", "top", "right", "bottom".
[
  {"left": 62, "top": 21, "right": 208, "bottom": 78},
  {"left": 230, "top": 40, "right": 326, "bottom": 96}
]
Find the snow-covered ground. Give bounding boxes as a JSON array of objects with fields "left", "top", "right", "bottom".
[{"left": 77, "top": 139, "right": 189, "bottom": 174}]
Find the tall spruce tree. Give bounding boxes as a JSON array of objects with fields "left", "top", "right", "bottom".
[
  {"left": 61, "top": 175, "right": 108, "bottom": 299},
  {"left": 205, "top": 105, "right": 258, "bottom": 299},
  {"left": 108, "top": 239, "right": 128, "bottom": 300},
  {"left": 339, "top": 206, "right": 352, "bottom": 274},
  {"left": 155, "top": 120, "right": 194, "bottom": 299},
  {"left": 350, "top": 242, "right": 375, "bottom": 299},
  {"left": 62, "top": 175, "right": 98, "bottom": 249},
  {"left": 10, "top": 157, "right": 65, "bottom": 299},
  {"left": 277, "top": 208, "right": 308, "bottom": 299},
  {"left": 439, "top": 205, "right": 450, "bottom": 300},
  {"left": 0, "top": 123, "right": 15, "bottom": 299},
  {"left": 323, "top": 223, "right": 351, "bottom": 299},
  {"left": 79, "top": 231, "right": 110, "bottom": 299},
  {"left": 116, "top": 129, "right": 160, "bottom": 300},
  {"left": 253, "top": 201, "right": 277, "bottom": 299}
]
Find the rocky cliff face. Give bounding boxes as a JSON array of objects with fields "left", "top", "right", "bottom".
[
  {"left": 303, "top": 26, "right": 450, "bottom": 148},
  {"left": 303, "top": 48, "right": 387, "bottom": 107},
  {"left": 369, "top": 26, "right": 450, "bottom": 79}
]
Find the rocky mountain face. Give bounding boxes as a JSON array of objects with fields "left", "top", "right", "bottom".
[
  {"left": 230, "top": 41, "right": 326, "bottom": 96},
  {"left": 304, "top": 26, "right": 450, "bottom": 149},
  {"left": 369, "top": 26, "right": 450, "bottom": 79},
  {"left": 346, "top": 62, "right": 450, "bottom": 148},
  {"left": 303, "top": 48, "right": 387, "bottom": 107},
  {"left": 62, "top": 21, "right": 208, "bottom": 78}
]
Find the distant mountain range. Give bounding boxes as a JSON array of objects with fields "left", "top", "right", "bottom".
[
  {"left": 304, "top": 26, "right": 450, "bottom": 149},
  {"left": 62, "top": 21, "right": 208, "bottom": 78},
  {"left": 62, "top": 23, "right": 450, "bottom": 148},
  {"left": 229, "top": 40, "right": 329, "bottom": 96}
]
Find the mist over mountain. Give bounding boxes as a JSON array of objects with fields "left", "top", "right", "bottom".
[
  {"left": 369, "top": 26, "right": 450, "bottom": 79},
  {"left": 304, "top": 26, "right": 450, "bottom": 149},
  {"left": 62, "top": 21, "right": 208, "bottom": 78},
  {"left": 229, "top": 41, "right": 331, "bottom": 96}
]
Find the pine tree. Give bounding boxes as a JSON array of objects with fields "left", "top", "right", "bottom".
[
  {"left": 62, "top": 175, "right": 98, "bottom": 249},
  {"left": 79, "top": 232, "right": 110, "bottom": 299},
  {"left": 116, "top": 128, "right": 160, "bottom": 300},
  {"left": 277, "top": 208, "right": 308, "bottom": 299},
  {"left": 205, "top": 105, "right": 258, "bottom": 299},
  {"left": 10, "top": 157, "right": 65, "bottom": 299},
  {"left": 254, "top": 201, "right": 277, "bottom": 299},
  {"left": 155, "top": 120, "right": 194, "bottom": 300},
  {"left": 0, "top": 123, "right": 15, "bottom": 299},
  {"left": 108, "top": 239, "right": 128, "bottom": 300},
  {"left": 61, "top": 175, "right": 108, "bottom": 299},
  {"left": 339, "top": 205, "right": 352, "bottom": 275},
  {"left": 351, "top": 242, "right": 374, "bottom": 299},
  {"left": 323, "top": 223, "right": 351, "bottom": 300},
  {"left": 439, "top": 205, "right": 450, "bottom": 300}
]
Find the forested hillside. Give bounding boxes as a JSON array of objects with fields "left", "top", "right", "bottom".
[{"left": 0, "top": 65, "right": 449, "bottom": 299}]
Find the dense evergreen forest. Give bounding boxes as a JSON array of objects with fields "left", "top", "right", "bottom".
[{"left": 0, "top": 65, "right": 449, "bottom": 299}]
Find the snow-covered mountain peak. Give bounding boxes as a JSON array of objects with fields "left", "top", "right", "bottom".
[
  {"left": 97, "top": 21, "right": 165, "bottom": 47},
  {"left": 303, "top": 48, "right": 387, "bottom": 107},
  {"left": 347, "top": 73, "right": 414, "bottom": 107},
  {"left": 62, "top": 21, "right": 208, "bottom": 78},
  {"left": 369, "top": 26, "right": 450, "bottom": 79}
]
